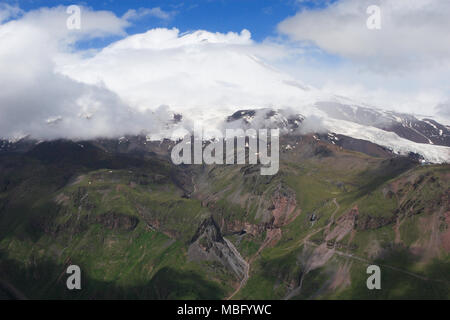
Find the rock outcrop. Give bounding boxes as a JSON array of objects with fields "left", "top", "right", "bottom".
[{"left": 188, "top": 216, "right": 248, "bottom": 280}]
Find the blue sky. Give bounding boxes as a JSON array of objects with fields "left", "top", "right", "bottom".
[{"left": 6, "top": 0, "right": 334, "bottom": 41}]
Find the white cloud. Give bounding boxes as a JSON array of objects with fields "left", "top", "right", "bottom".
[
  {"left": 0, "top": 6, "right": 321, "bottom": 140},
  {"left": 0, "top": 3, "right": 448, "bottom": 144},
  {"left": 0, "top": 3, "right": 23, "bottom": 23},
  {"left": 123, "top": 7, "right": 175, "bottom": 21},
  {"left": 275, "top": 0, "right": 450, "bottom": 118},
  {"left": 60, "top": 28, "right": 322, "bottom": 126},
  {"left": 0, "top": 6, "right": 161, "bottom": 140},
  {"left": 278, "top": 0, "right": 450, "bottom": 70},
  {"left": 435, "top": 100, "right": 450, "bottom": 121},
  {"left": 16, "top": 5, "right": 129, "bottom": 44}
]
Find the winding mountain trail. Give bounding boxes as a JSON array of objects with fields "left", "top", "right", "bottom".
[
  {"left": 282, "top": 198, "right": 340, "bottom": 252},
  {"left": 283, "top": 199, "right": 340, "bottom": 300},
  {"left": 191, "top": 175, "right": 198, "bottom": 194},
  {"left": 224, "top": 238, "right": 250, "bottom": 300},
  {"left": 283, "top": 198, "right": 449, "bottom": 299},
  {"left": 328, "top": 198, "right": 340, "bottom": 230},
  {"left": 226, "top": 199, "right": 341, "bottom": 299},
  {"left": 303, "top": 240, "right": 450, "bottom": 285}
]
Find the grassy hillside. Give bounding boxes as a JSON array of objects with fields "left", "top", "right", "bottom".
[{"left": 0, "top": 137, "right": 448, "bottom": 299}]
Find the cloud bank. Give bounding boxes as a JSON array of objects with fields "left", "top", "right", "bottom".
[
  {"left": 0, "top": 5, "right": 324, "bottom": 140},
  {"left": 0, "top": 3, "right": 449, "bottom": 142},
  {"left": 61, "top": 28, "right": 322, "bottom": 119},
  {"left": 0, "top": 6, "right": 181, "bottom": 140},
  {"left": 277, "top": 0, "right": 450, "bottom": 118},
  {"left": 123, "top": 7, "right": 175, "bottom": 21},
  {"left": 279, "top": 0, "right": 450, "bottom": 70}
]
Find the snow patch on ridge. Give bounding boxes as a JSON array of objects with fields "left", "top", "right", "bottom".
[{"left": 322, "top": 118, "right": 450, "bottom": 163}]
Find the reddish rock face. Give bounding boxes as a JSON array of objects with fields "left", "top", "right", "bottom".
[
  {"left": 270, "top": 187, "right": 299, "bottom": 228},
  {"left": 326, "top": 206, "right": 359, "bottom": 242}
]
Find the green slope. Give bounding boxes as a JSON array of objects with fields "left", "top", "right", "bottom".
[{"left": 0, "top": 137, "right": 448, "bottom": 299}]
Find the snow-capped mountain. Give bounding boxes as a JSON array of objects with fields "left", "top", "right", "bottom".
[
  {"left": 219, "top": 105, "right": 449, "bottom": 164},
  {"left": 315, "top": 102, "right": 450, "bottom": 147},
  {"left": 2, "top": 102, "right": 449, "bottom": 164},
  {"left": 2, "top": 27, "right": 449, "bottom": 163},
  {"left": 225, "top": 108, "right": 304, "bottom": 132}
]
